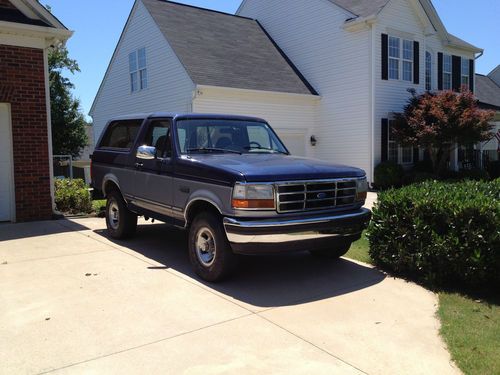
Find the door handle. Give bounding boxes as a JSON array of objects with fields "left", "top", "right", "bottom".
[{"left": 135, "top": 162, "right": 144, "bottom": 169}]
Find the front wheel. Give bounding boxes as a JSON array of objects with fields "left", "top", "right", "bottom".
[
  {"left": 105, "top": 190, "right": 138, "bottom": 239},
  {"left": 309, "top": 241, "right": 352, "bottom": 259},
  {"left": 188, "top": 212, "right": 236, "bottom": 282}
]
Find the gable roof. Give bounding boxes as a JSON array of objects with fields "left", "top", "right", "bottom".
[
  {"left": 0, "top": 6, "right": 51, "bottom": 27},
  {"left": 328, "top": 0, "right": 389, "bottom": 18},
  {"left": 475, "top": 74, "right": 500, "bottom": 110},
  {"left": 140, "top": 0, "right": 317, "bottom": 96}
]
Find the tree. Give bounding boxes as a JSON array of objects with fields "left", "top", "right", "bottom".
[
  {"left": 391, "top": 89, "right": 494, "bottom": 174},
  {"left": 49, "top": 43, "right": 88, "bottom": 158}
]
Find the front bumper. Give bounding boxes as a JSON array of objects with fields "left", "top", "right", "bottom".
[{"left": 223, "top": 208, "right": 371, "bottom": 254}]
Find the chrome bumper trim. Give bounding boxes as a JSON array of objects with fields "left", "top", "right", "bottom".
[{"left": 223, "top": 208, "right": 371, "bottom": 245}]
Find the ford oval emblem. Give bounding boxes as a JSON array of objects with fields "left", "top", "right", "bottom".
[{"left": 317, "top": 192, "right": 327, "bottom": 199}]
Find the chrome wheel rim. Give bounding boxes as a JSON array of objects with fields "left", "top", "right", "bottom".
[
  {"left": 195, "top": 227, "right": 216, "bottom": 267},
  {"left": 108, "top": 200, "right": 120, "bottom": 230}
]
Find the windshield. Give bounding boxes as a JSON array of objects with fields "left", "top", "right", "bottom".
[{"left": 176, "top": 119, "right": 289, "bottom": 155}]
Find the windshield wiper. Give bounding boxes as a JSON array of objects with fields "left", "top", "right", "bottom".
[
  {"left": 187, "top": 147, "right": 242, "bottom": 155},
  {"left": 244, "top": 146, "right": 288, "bottom": 155}
]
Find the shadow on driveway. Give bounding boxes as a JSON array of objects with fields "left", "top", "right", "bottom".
[
  {"left": 93, "top": 222, "right": 386, "bottom": 308},
  {"left": 0, "top": 218, "right": 91, "bottom": 242}
]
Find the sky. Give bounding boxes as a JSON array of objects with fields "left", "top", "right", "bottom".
[{"left": 45, "top": 0, "right": 500, "bottom": 120}]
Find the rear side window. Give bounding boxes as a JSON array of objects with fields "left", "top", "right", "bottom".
[{"left": 99, "top": 120, "right": 143, "bottom": 150}]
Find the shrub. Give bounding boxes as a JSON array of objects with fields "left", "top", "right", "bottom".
[
  {"left": 374, "top": 162, "right": 404, "bottom": 190},
  {"left": 440, "top": 168, "right": 490, "bottom": 181},
  {"left": 54, "top": 178, "right": 93, "bottom": 214},
  {"left": 368, "top": 179, "right": 500, "bottom": 289}
]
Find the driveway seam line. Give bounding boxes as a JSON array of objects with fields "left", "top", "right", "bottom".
[
  {"left": 255, "top": 313, "right": 371, "bottom": 375},
  {"left": 36, "top": 312, "right": 254, "bottom": 375}
]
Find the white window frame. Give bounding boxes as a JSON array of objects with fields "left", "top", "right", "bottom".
[
  {"left": 425, "top": 51, "right": 432, "bottom": 91},
  {"left": 129, "top": 47, "right": 148, "bottom": 93},
  {"left": 388, "top": 36, "right": 414, "bottom": 82},
  {"left": 388, "top": 120, "right": 414, "bottom": 165},
  {"left": 443, "top": 54, "right": 452, "bottom": 90},
  {"left": 461, "top": 57, "right": 470, "bottom": 88}
]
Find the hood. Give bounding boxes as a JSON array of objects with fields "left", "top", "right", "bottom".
[{"left": 184, "top": 154, "right": 365, "bottom": 182}]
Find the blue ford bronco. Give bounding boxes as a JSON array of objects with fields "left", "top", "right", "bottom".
[{"left": 91, "top": 113, "right": 371, "bottom": 281}]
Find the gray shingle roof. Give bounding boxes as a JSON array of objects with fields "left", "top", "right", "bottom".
[
  {"left": 328, "top": 0, "right": 389, "bottom": 17},
  {"left": 141, "top": 0, "right": 317, "bottom": 95},
  {"left": 475, "top": 74, "right": 500, "bottom": 110}
]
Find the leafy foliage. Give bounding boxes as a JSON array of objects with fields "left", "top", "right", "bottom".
[
  {"left": 374, "top": 161, "right": 404, "bottom": 189},
  {"left": 49, "top": 44, "right": 88, "bottom": 158},
  {"left": 54, "top": 179, "right": 92, "bottom": 214},
  {"left": 368, "top": 179, "right": 500, "bottom": 289},
  {"left": 391, "top": 90, "right": 494, "bottom": 174}
]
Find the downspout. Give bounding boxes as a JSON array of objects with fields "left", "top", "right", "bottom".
[{"left": 370, "top": 23, "right": 376, "bottom": 186}]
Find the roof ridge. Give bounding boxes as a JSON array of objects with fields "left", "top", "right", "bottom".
[{"left": 149, "top": 0, "right": 255, "bottom": 21}]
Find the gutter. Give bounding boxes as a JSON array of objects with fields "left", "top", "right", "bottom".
[{"left": 0, "top": 21, "right": 73, "bottom": 42}]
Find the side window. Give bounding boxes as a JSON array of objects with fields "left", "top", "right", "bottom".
[
  {"left": 144, "top": 120, "right": 172, "bottom": 158},
  {"left": 99, "top": 120, "right": 142, "bottom": 150}
]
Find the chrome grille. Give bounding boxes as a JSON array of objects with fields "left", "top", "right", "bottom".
[{"left": 277, "top": 179, "right": 357, "bottom": 213}]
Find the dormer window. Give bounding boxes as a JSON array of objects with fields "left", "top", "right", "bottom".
[{"left": 129, "top": 48, "right": 148, "bottom": 92}]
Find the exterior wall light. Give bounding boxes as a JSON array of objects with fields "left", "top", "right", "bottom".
[{"left": 310, "top": 135, "right": 317, "bottom": 147}]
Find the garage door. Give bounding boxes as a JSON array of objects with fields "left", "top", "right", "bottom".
[{"left": 0, "top": 104, "right": 14, "bottom": 222}]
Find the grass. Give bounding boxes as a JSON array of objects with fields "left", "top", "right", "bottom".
[{"left": 344, "top": 233, "right": 500, "bottom": 375}]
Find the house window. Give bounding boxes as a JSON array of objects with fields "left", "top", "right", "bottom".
[
  {"left": 461, "top": 58, "right": 470, "bottom": 88},
  {"left": 389, "top": 120, "right": 413, "bottom": 164},
  {"left": 443, "top": 54, "right": 452, "bottom": 90},
  {"left": 388, "top": 36, "right": 413, "bottom": 82},
  {"left": 425, "top": 51, "right": 432, "bottom": 90},
  {"left": 129, "top": 48, "right": 148, "bottom": 92}
]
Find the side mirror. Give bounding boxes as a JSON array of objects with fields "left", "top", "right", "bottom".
[{"left": 136, "top": 145, "right": 157, "bottom": 160}]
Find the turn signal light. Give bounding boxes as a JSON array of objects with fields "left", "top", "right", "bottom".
[
  {"left": 356, "top": 191, "right": 367, "bottom": 201},
  {"left": 232, "top": 199, "right": 275, "bottom": 209}
]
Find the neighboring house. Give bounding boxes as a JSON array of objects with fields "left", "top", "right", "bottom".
[
  {"left": 0, "top": 0, "right": 72, "bottom": 222},
  {"left": 475, "top": 66, "right": 500, "bottom": 163},
  {"left": 90, "top": 0, "right": 482, "bottom": 183}
]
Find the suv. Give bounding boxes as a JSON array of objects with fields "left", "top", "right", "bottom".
[{"left": 91, "top": 113, "right": 371, "bottom": 281}]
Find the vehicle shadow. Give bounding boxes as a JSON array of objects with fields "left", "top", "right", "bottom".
[{"left": 93, "top": 222, "right": 386, "bottom": 308}]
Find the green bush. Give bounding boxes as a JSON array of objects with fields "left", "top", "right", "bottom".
[
  {"left": 54, "top": 178, "right": 93, "bottom": 214},
  {"left": 374, "top": 162, "right": 404, "bottom": 190},
  {"left": 368, "top": 179, "right": 500, "bottom": 289}
]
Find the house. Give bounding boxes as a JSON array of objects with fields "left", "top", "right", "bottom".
[
  {"left": 475, "top": 66, "right": 500, "bottom": 164},
  {"left": 0, "top": 0, "right": 72, "bottom": 222},
  {"left": 90, "top": 0, "right": 482, "bottom": 183}
]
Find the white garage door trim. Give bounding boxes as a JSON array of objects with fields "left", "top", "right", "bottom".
[{"left": 0, "top": 103, "right": 15, "bottom": 222}]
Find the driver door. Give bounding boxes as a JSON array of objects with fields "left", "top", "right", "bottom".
[{"left": 133, "top": 118, "right": 174, "bottom": 222}]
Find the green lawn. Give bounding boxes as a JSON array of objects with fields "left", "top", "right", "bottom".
[{"left": 344, "top": 233, "right": 500, "bottom": 375}]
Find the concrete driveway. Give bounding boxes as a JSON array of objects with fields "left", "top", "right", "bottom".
[{"left": 0, "top": 217, "right": 459, "bottom": 375}]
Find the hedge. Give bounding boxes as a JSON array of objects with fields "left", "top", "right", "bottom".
[
  {"left": 54, "top": 178, "right": 93, "bottom": 214},
  {"left": 368, "top": 179, "right": 500, "bottom": 289}
]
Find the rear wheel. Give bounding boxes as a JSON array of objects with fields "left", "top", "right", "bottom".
[
  {"left": 188, "top": 212, "right": 236, "bottom": 282},
  {"left": 309, "top": 241, "right": 352, "bottom": 259},
  {"left": 105, "top": 190, "right": 137, "bottom": 239}
]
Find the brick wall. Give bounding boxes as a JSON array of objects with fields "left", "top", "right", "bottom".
[
  {"left": 0, "top": 45, "right": 53, "bottom": 222},
  {"left": 0, "top": 0, "right": 16, "bottom": 9}
]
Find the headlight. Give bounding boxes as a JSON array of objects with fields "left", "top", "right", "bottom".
[
  {"left": 232, "top": 183, "right": 275, "bottom": 210},
  {"left": 355, "top": 178, "right": 368, "bottom": 201}
]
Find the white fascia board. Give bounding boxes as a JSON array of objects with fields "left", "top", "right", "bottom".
[
  {"left": 0, "top": 21, "right": 73, "bottom": 43},
  {"left": 195, "top": 85, "right": 322, "bottom": 103}
]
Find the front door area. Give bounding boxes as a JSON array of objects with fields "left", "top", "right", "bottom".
[{"left": 0, "top": 103, "right": 14, "bottom": 222}]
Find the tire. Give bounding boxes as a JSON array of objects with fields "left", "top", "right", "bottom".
[
  {"left": 309, "top": 241, "right": 352, "bottom": 259},
  {"left": 188, "top": 212, "right": 236, "bottom": 282},
  {"left": 105, "top": 190, "right": 138, "bottom": 239}
]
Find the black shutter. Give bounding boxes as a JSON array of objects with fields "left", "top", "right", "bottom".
[
  {"left": 381, "top": 119, "right": 389, "bottom": 162},
  {"left": 438, "top": 52, "right": 443, "bottom": 90},
  {"left": 413, "top": 148, "right": 420, "bottom": 163},
  {"left": 469, "top": 59, "right": 475, "bottom": 92},
  {"left": 452, "top": 55, "right": 461, "bottom": 91},
  {"left": 382, "top": 34, "right": 389, "bottom": 80},
  {"left": 413, "top": 41, "right": 420, "bottom": 84}
]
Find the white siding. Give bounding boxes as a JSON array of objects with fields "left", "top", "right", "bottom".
[
  {"left": 90, "top": 0, "right": 194, "bottom": 144},
  {"left": 373, "top": 0, "right": 474, "bottom": 167},
  {"left": 193, "top": 87, "right": 319, "bottom": 157},
  {"left": 239, "top": 0, "right": 372, "bottom": 179}
]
